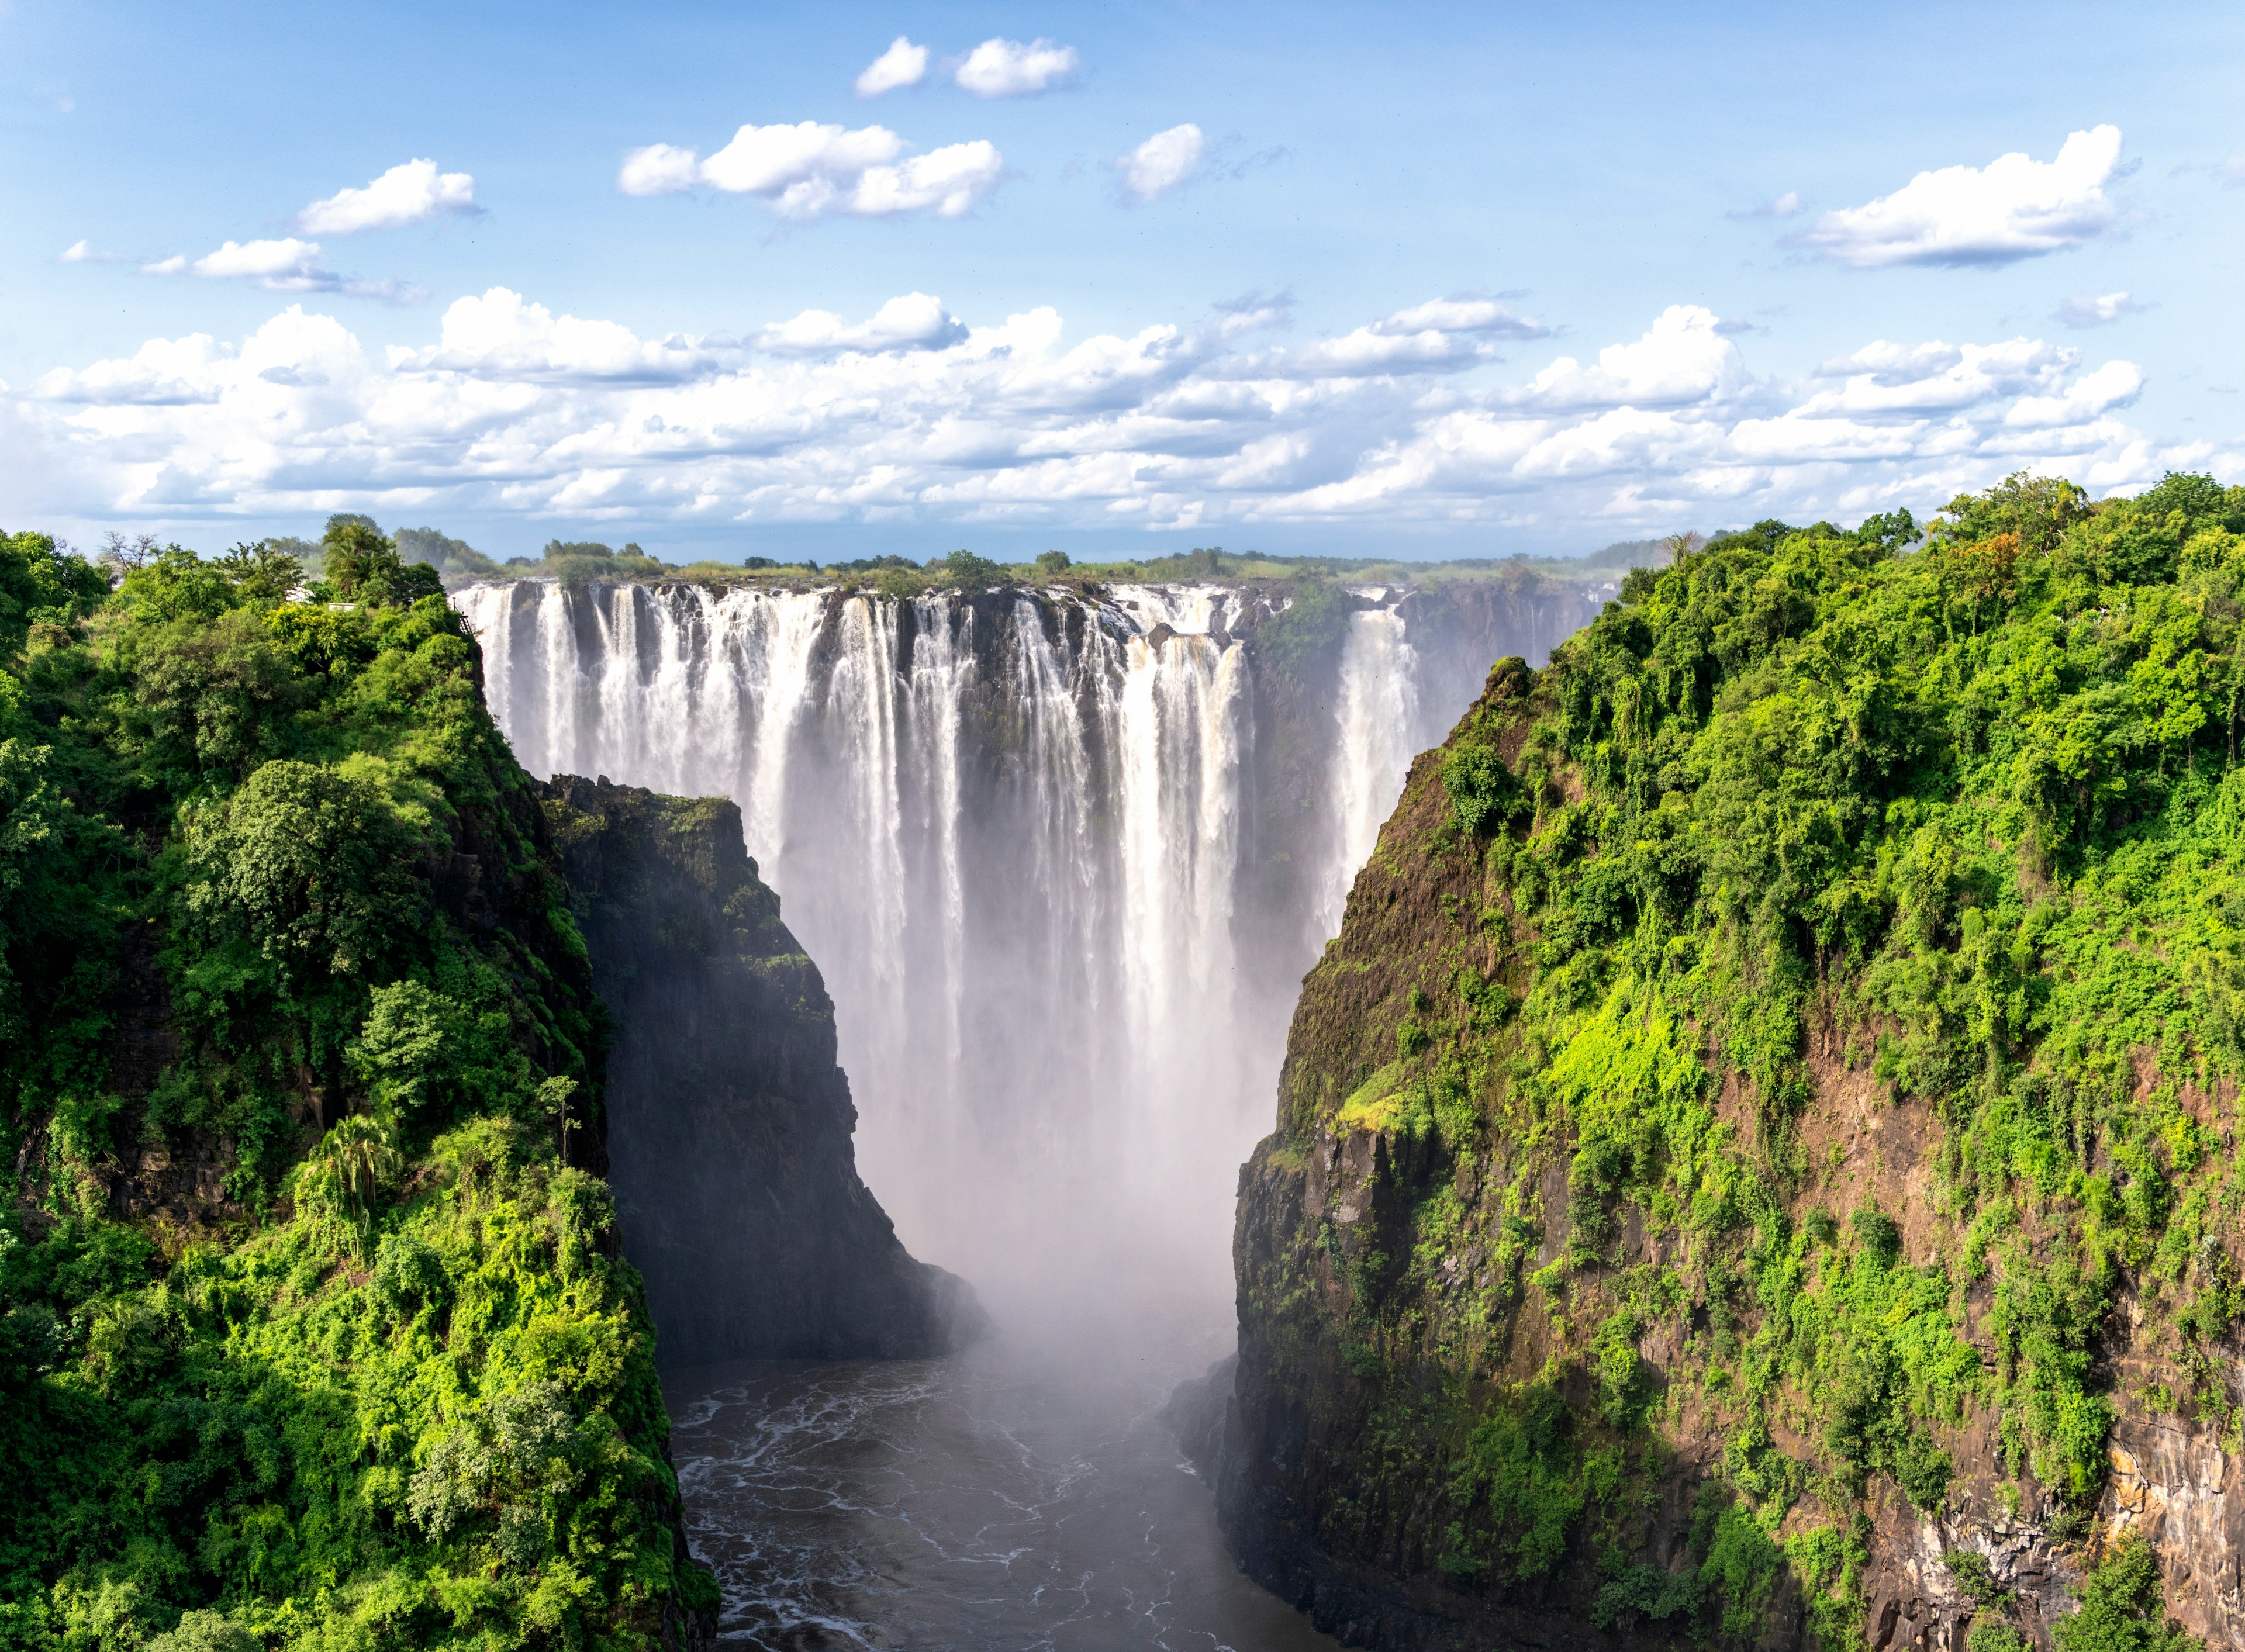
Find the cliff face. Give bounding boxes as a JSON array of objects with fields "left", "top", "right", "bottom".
[
  {"left": 1207, "top": 479, "right": 2245, "bottom": 1652},
  {"left": 540, "top": 775, "right": 978, "bottom": 1366}
]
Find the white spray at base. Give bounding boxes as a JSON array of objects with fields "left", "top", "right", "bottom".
[{"left": 455, "top": 578, "right": 1584, "bottom": 1312}]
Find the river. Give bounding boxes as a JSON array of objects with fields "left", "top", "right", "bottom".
[{"left": 664, "top": 1303, "right": 1336, "bottom": 1651}]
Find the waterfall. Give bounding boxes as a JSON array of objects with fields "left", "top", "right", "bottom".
[
  {"left": 454, "top": 577, "right": 1601, "bottom": 1294},
  {"left": 1317, "top": 604, "right": 1424, "bottom": 942}
]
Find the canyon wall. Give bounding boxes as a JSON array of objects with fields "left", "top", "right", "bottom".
[
  {"left": 540, "top": 774, "right": 978, "bottom": 1366},
  {"left": 1199, "top": 484, "right": 2245, "bottom": 1652}
]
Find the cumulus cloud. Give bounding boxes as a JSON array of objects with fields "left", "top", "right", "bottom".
[
  {"left": 855, "top": 36, "right": 928, "bottom": 96},
  {"left": 1120, "top": 124, "right": 1206, "bottom": 204},
  {"left": 1240, "top": 297, "right": 1552, "bottom": 379},
  {"left": 2057, "top": 290, "right": 2146, "bottom": 328},
  {"left": 618, "top": 120, "right": 1004, "bottom": 219},
  {"left": 299, "top": 159, "right": 479, "bottom": 236},
  {"left": 12, "top": 289, "right": 2210, "bottom": 548},
  {"left": 1798, "top": 126, "right": 2126, "bottom": 268},
  {"left": 57, "top": 239, "right": 123, "bottom": 264},
  {"left": 391, "top": 288, "right": 738, "bottom": 383},
  {"left": 138, "top": 237, "right": 423, "bottom": 303},
  {"left": 1508, "top": 306, "right": 1745, "bottom": 409},
  {"left": 755, "top": 293, "right": 966, "bottom": 355},
  {"left": 174, "top": 238, "right": 333, "bottom": 289},
  {"left": 954, "top": 37, "right": 1078, "bottom": 97}
]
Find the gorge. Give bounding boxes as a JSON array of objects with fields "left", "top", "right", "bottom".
[
  {"left": 14, "top": 475, "right": 2241, "bottom": 1652},
  {"left": 454, "top": 572, "right": 1609, "bottom": 1301}
]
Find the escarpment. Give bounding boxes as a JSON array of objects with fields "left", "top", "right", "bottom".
[
  {"left": 540, "top": 774, "right": 979, "bottom": 1364},
  {"left": 1208, "top": 476, "right": 2245, "bottom": 1652}
]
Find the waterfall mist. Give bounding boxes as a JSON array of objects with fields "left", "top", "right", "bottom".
[{"left": 457, "top": 577, "right": 1598, "bottom": 1325}]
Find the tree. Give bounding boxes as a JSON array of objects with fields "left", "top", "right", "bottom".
[
  {"left": 939, "top": 548, "right": 1007, "bottom": 593},
  {"left": 1035, "top": 550, "right": 1072, "bottom": 580},
  {"left": 219, "top": 540, "right": 305, "bottom": 604},
  {"left": 322, "top": 520, "right": 441, "bottom": 607},
  {"left": 323, "top": 519, "right": 400, "bottom": 600},
  {"left": 95, "top": 531, "right": 159, "bottom": 578}
]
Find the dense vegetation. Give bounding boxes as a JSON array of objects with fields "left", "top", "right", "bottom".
[
  {"left": 0, "top": 524, "right": 713, "bottom": 1649},
  {"left": 1245, "top": 472, "right": 2245, "bottom": 1646}
]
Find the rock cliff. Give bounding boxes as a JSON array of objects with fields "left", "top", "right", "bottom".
[
  {"left": 1201, "top": 478, "right": 2245, "bottom": 1652},
  {"left": 541, "top": 775, "right": 979, "bottom": 1366}
]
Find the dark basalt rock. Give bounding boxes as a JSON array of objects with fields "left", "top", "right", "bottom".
[{"left": 542, "top": 773, "right": 983, "bottom": 1366}]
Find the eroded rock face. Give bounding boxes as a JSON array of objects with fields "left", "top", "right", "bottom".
[
  {"left": 542, "top": 775, "right": 980, "bottom": 1366},
  {"left": 2101, "top": 1404, "right": 2242, "bottom": 1641}
]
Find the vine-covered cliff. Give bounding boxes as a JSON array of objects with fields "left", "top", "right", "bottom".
[
  {"left": 539, "top": 775, "right": 978, "bottom": 1364},
  {"left": 1209, "top": 473, "right": 2245, "bottom": 1651},
  {"left": 0, "top": 533, "right": 717, "bottom": 1650}
]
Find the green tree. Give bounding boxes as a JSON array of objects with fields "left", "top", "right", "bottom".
[
  {"left": 939, "top": 548, "right": 1007, "bottom": 593},
  {"left": 2051, "top": 1539, "right": 2199, "bottom": 1652}
]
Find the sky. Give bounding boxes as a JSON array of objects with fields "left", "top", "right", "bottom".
[{"left": 3, "top": 0, "right": 2242, "bottom": 563}]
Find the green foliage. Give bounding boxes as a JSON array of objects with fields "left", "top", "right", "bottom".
[
  {"left": 1033, "top": 550, "right": 1072, "bottom": 580},
  {"left": 0, "top": 539, "right": 704, "bottom": 1648},
  {"left": 1272, "top": 469, "right": 2245, "bottom": 1637},
  {"left": 1253, "top": 578, "right": 1351, "bottom": 682},
  {"left": 937, "top": 548, "right": 1007, "bottom": 594},
  {"left": 318, "top": 522, "right": 443, "bottom": 609},
  {"left": 1967, "top": 1622, "right": 2032, "bottom": 1652},
  {"left": 1442, "top": 1380, "right": 1590, "bottom": 1584},
  {"left": 2051, "top": 1537, "right": 2201, "bottom": 1652}
]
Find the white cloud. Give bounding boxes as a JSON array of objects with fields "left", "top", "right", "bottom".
[
  {"left": 1242, "top": 297, "right": 1552, "bottom": 379},
  {"left": 11, "top": 291, "right": 2212, "bottom": 548},
  {"left": 391, "top": 288, "right": 737, "bottom": 384},
  {"left": 1120, "top": 124, "right": 1207, "bottom": 204},
  {"left": 1798, "top": 126, "right": 2126, "bottom": 268},
  {"left": 954, "top": 37, "right": 1077, "bottom": 98},
  {"left": 1508, "top": 305, "right": 1746, "bottom": 409},
  {"left": 57, "top": 239, "right": 122, "bottom": 264},
  {"left": 617, "top": 144, "right": 704, "bottom": 196},
  {"left": 855, "top": 36, "right": 928, "bottom": 97},
  {"left": 137, "top": 237, "right": 423, "bottom": 303},
  {"left": 184, "top": 238, "right": 333, "bottom": 288},
  {"left": 756, "top": 293, "right": 965, "bottom": 355},
  {"left": 2057, "top": 290, "right": 2145, "bottom": 328},
  {"left": 617, "top": 121, "right": 1004, "bottom": 220},
  {"left": 1378, "top": 298, "right": 1548, "bottom": 339},
  {"left": 2003, "top": 358, "right": 2144, "bottom": 428},
  {"left": 299, "top": 159, "right": 479, "bottom": 236}
]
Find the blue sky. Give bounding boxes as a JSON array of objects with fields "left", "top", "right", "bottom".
[{"left": 4, "top": 0, "right": 2241, "bottom": 561}]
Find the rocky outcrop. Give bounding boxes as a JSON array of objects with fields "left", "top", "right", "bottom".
[{"left": 541, "top": 775, "right": 980, "bottom": 1366}]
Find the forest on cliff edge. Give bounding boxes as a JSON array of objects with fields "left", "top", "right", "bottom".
[
  {"left": 1244, "top": 471, "right": 2245, "bottom": 1650},
  {"left": 0, "top": 525, "right": 714, "bottom": 1650}
]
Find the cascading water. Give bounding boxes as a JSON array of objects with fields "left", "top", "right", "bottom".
[
  {"left": 455, "top": 572, "right": 1605, "bottom": 1648},
  {"left": 455, "top": 575, "right": 1597, "bottom": 1299},
  {"left": 1317, "top": 600, "right": 1426, "bottom": 945}
]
